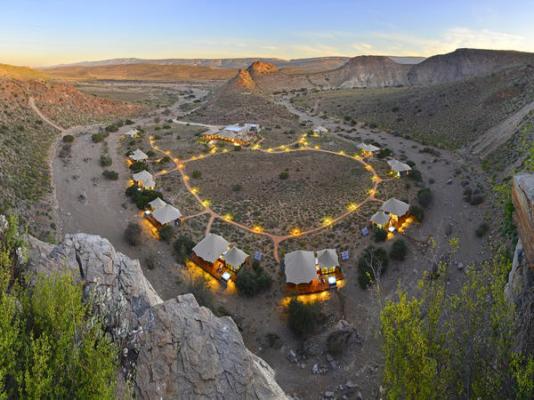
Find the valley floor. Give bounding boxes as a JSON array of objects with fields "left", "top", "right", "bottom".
[{"left": 36, "top": 84, "right": 496, "bottom": 399}]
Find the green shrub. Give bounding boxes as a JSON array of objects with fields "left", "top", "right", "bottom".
[
  {"left": 102, "top": 170, "right": 119, "bottom": 180},
  {"left": 409, "top": 205, "right": 425, "bottom": 222},
  {"left": 232, "top": 184, "right": 242, "bottom": 192},
  {"left": 173, "top": 235, "right": 195, "bottom": 264},
  {"left": 129, "top": 160, "right": 147, "bottom": 173},
  {"left": 390, "top": 239, "right": 408, "bottom": 261},
  {"left": 191, "top": 170, "right": 202, "bottom": 179},
  {"left": 100, "top": 155, "right": 112, "bottom": 167},
  {"left": 279, "top": 171, "right": 289, "bottom": 180},
  {"left": 91, "top": 132, "right": 108, "bottom": 143},
  {"left": 62, "top": 134, "right": 74, "bottom": 143},
  {"left": 124, "top": 222, "right": 141, "bottom": 246},
  {"left": 125, "top": 188, "right": 163, "bottom": 210},
  {"left": 409, "top": 169, "right": 423, "bottom": 182},
  {"left": 475, "top": 222, "right": 489, "bottom": 238},
  {"left": 235, "top": 264, "right": 272, "bottom": 297},
  {"left": 159, "top": 225, "right": 174, "bottom": 242},
  {"left": 287, "top": 299, "right": 323, "bottom": 338},
  {"left": 374, "top": 227, "right": 387, "bottom": 242},
  {"left": 357, "top": 246, "right": 389, "bottom": 289},
  {"left": 417, "top": 188, "right": 433, "bottom": 208}
]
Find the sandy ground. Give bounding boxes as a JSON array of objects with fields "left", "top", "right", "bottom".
[{"left": 46, "top": 86, "right": 495, "bottom": 399}]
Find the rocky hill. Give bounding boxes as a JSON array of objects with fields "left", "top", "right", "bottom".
[
  {"left": 408, "top": 48, "right": 534, "bottom": 86},
  {"left": 25, "top": 229, "right": 288, "bottom": 399},
  {"left": 322, "top": 55, "right": 411, "bottom": 88},
  {"left": 0, "top": 64, "right": 141, "bottom": 239}
]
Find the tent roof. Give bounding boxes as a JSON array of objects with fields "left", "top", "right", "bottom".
[
  {"left": 381, "top": 198, "right": 410, "bottom": 217},
  {"left": 130, "top": 149, "right": 148, "bottom": 161},
  {"left": 152, "top": 204, "right": 181, "bottom": 225},
  {"left": 132, "top": 170, "right": 155, "bottom": 187},
  {"left": 148, "top": 197, "right": 166, "bottom": 210},
  {"left": 223, "top": 247, "right": 249, "bottom": 268},
  {"left": 284, "top": 250, "right": 317, "bottom": 285},
  {"left": 371, "top": 210, "right": 390, "bottom": 226},
  {"left": 316, "top": 249, "right": 339, "bottom": 268},
  {"left": 357, "top": 143, "right": 380, "bottom": 152},
  {"left": 193, "top": 233, "right": 230, "bottom": 263},
  {"left": 387, "top": 159, "right": 412, "bottom": 172}
]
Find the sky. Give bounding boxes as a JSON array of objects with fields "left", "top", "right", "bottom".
[{"left": 1, "top": 0, "right": 534, "bottom": 66}]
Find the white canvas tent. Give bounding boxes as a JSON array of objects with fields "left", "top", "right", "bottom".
[
  {"left": 381, "top": 198, "right": 410, "bottom": 217},
  {"left": 129, "top": 149, "right": 148, "bottom": 161},
  {"left": 387, "top": 159, "right": 412, "bottom": 175},
  {"left": 223, "top": 247, "right": 249, "bottom": 271},
  {"left": 148, "top": 197, "right": 166, "bottom": 211},
  {"left": 316, "top": 249, "right": 339, "bottom": 269},
  {"left": 357, "top": 143, "right": 380, "bottom": 153},
  {"left": 284, "top": 250, "right": 317, "bottom": 285},
  {"left": 370, "top": 210, "right": 390, "bottom": 227},
  {"left": 193, "top": 233, "right": 230, "bottom": 263},
  {"left": 152, "top": 204, "right": 181, "bottom": 225},
  {"left": 132, "top": 170, "right": 155, "bottom": 189}
]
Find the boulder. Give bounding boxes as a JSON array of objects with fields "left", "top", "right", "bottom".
[{"left": 26, "top": 232, "right": 288, "bottom": 400}]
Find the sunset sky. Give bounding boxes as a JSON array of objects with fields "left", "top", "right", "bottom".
[{"left": 1, "top": 0, "right": 533, "bottom": 66}]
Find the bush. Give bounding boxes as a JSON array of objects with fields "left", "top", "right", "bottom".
[
  {"left": 159, "top": 224, "right": 174, "bottom": 242},
  {"left": 191, "top": 170, "right": 202, "bottom": 179},
  {"left": 125, "top": 188, "right": 163, "bottom": 210},
  {"left": 409, "top": 205, "right": 425, "bottom": 222},
  {"left": 279, "top": 171, "right": 289, "bottom": 180},
  {"left": 417, "top": 188, "right": 433, "bottom": 208},
  {"left": 100, "top": 155, "right": 112, "bottom": 167},
  {"left": 287, "top": 299, "right": 323, "bottom": 337},
  {"left": 235, "top": 264, "right": 272, "bottom": 297},
  {"left": 374, "top": 227, "right": 387, "bottom": 242},
  {"left": 232, "top": 184, "right": 242, "bottom": 192},
  {"left": 173, "top": 235, "right": 195, "bottom": 264},
  {"left": 475, "top": 222, "right": 489, "bottom": 238},
  {"left": 124, "top": 222, "right": 141, "bottom": 246},
  {"left": 91, "top": 132, "right": 107, "bottom": 143},
  {"left": 357, "top": 246, "right": 389, "bottom": 289},
  {"left": 129, "top": 160, "right": 147, "bottom": 173},
  {"left": 409, "top": 169, "right": 423, "bottom": 182},
  {"left": 377, "top": 148, "right": 393, "bottom": 159},
  {"left": 390, "top": 239, "right": 408, "bottom": 261},
  {"left": 102, "top": 170, "right": 119, "bottom": 180},
  {"left": 62, "top": 134, "right": 74, "bottom": 143}
]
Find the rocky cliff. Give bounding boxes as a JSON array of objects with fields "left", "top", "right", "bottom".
[
  {"left": 26, "top": 233, "right": 288, "bottom": 400},
  {"left": 506, "top": 174, "right": 534, "bottom": 355}
]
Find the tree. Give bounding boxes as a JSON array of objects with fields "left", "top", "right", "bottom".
[
  {"left": 159, "top": 225, "right": 174, "bottom": 242},
  {"left": 173, "top": 235, "right": 195, "bottom": 264},
  {"left": 124, "top": 222, "right": 141, "bottom": 246},
  {"left": 129, "top": 161, "right": 147, "bottom": 173},
  {"left": 62, "top": 134, "right": 74, "bottom": 143},
  {"left": 417, "top": 188, "right": 433, "bottom": 208},
  {"left": 0, "top": 216, "right": 117, "bottom": 399},
  {"left": 235, "top": 263, "right": 272, "bottom": 297},
  {"left": 374, "top": 227, "right": 387, "bottom": 242},
  {"left": 287, "top": 299, "right": 323, "bottom": 338},
  {"left": 409, "top": 205, "right": 425, "bottom": 222},
  {"left": 380, "top": 254, "right": 533, "bottom": 399},
  {"left": 102, "top": 170, "right": 118, "bottom": 180},
  {"left": 390, "top": 239, "right": 407, "bottom": 261},
  {"left": 357, "top": 246, "right": 389, "bottom": 289}
]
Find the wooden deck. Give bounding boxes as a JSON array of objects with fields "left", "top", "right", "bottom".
[
  {"left": 286, "top": 270, "right": 344, "bottom": 295},
  {"left": 190, "top": 254, "right": 236, "bottom": 282}
]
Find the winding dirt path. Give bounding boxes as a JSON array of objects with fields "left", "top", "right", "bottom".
[{"left": 29, "top": 97, "right": 65, "bottom": 132}]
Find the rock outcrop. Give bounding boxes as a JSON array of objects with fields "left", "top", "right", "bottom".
[
  {"left": 507, "top": 174, "right": 534, "bottom": 355},
  {"left": 26, "top": 233, "right": 288, "bottom": 400}
]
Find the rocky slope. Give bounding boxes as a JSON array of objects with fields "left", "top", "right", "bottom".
[
  {"left": 26, "top": 231, "right": 288, "bottom": 400},
  {"left": 506, "top": 174, "right": 534, "bottom": 356},
  {"left": 408, "top": 48, "right": 534, "bottom": 86},
  {"left": 322, "top": 56, "right": 411, "bottom": 88}
]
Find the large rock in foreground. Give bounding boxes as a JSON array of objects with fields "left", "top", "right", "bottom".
[
  {"left": 513, "top": 174, "right": 534, "bottom": 267},
  {"left": 27, "top": 233, "right": 287, "bottom": 400}
]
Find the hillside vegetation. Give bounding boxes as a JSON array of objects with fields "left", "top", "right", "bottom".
[
  {"left": 0, "top": 65, "right": 141, "bottom": 239},
  {"left": 293, "top": 65, "right": 534, "bottom": 149}
]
